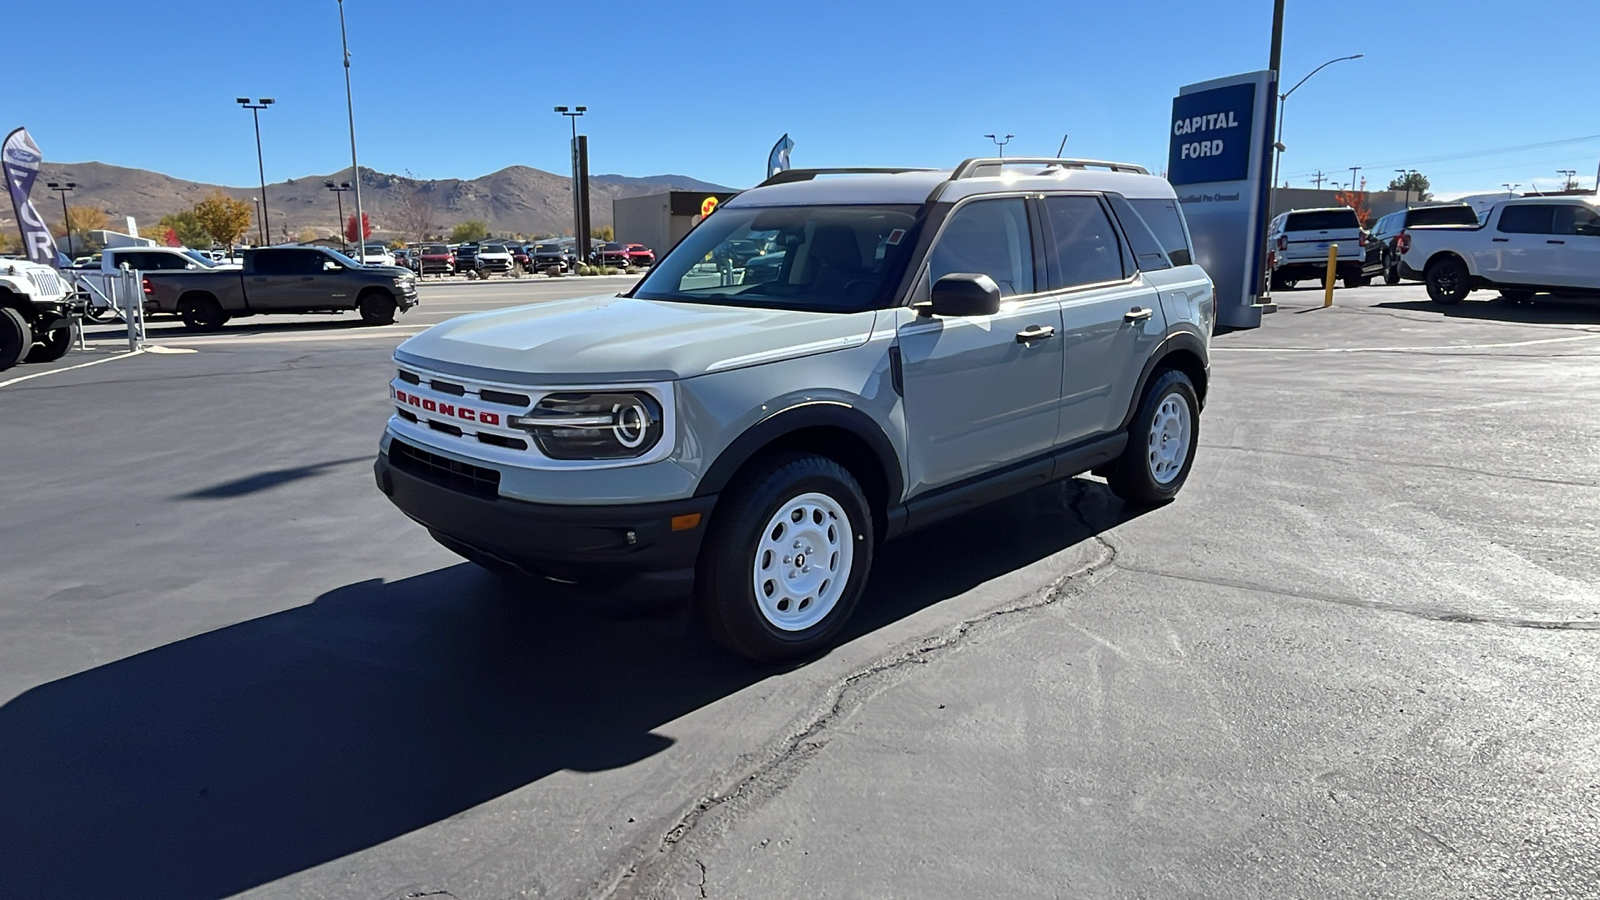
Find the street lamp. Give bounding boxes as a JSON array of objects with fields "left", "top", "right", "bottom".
[
  {"left": 554, "top": 105, "right": 588, "bottom": 258},
  {"left": 236, "top": 97, "right": 275, "bottom": 245},
  {"left": 336, "top": 0, "right": 366, "bottom": 261},
  {"left": 1269, "top": 54, "right": 1364, "bottom": 212},
  {"left": 46, "top": 181, "right": 76, "bottom": 256},
  {"left": 983, "top": 133, "right": 1014, "bottom": 158},
  {"left": 250, "top": 198, "right": 262, "bottom": 245},
  {"left": 1502, "top": 183, "right": 1520, "bottom": 198},
  {"left": 324, "top": 180, "right": 351, "bottom": 244}
]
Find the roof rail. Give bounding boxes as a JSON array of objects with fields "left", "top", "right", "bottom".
[
  {"left": 950, "top": 157, "right": 1151, "bottom": 179},
  {"left": 758, "top": 167, "right": 938, "bottom": 187}
]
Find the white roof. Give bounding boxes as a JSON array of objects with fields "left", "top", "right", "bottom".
[{"left": 725, "top": 161, "right": 1175, "bottom": 209}]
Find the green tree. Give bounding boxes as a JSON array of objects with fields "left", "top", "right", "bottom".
[
  {"left": 157, "top": 210, "right": 213, "bottom": 247},
  {"left": 450, "top": 220, "right": 488, "bottom": 243},
  {"left": 193, "top": 191, "right": 255, "bottom": 248},
  {"left": 1386, "top": 171, "right": 1432, "bottom": 202}
]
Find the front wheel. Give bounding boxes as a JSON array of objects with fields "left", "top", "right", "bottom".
[
  {"left": 358, "top": 290, "right": 397, "bottom": 325},
  {"left": 695, "top": 454, "right": 873, "bottom": 662},
  {"left": 1499, "top": 289, "right": 1535, "bottom": 303},
  {"left": 1108, "top": 369, "right": 1200, "bottom": 506},
  {"left": 25, "top": 326, "right": 72, "bottom": 363},
  {"left": 1425, "top": 257, "right": 1471, "bottom": 305},
  {"left": 0, "top": 307, "right": 33, "bottom": 372},
  {"left": 179, "top": 296, "right": 228, "bottom": 331}
]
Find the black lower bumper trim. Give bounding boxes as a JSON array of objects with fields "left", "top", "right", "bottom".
[{"left": 375, "top": 449, "right": 715, "bottom": 601}]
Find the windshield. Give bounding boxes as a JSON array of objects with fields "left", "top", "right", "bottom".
[
  {"left": 181, "top": 250, "right": 218, "bottom": 268},
  {"left": 425, "top": 245, "right": 449, "bottom": 254},
  {"left": 633, "top": 204, "right": 923, "bottom": 313},
  {"left": 325, "top": 248, "right": 366, "bottom": 267},
  {"left": 536, "top": 244, "right": 560, "bottom": 252}
]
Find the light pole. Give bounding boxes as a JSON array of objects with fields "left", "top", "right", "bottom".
[
  {"left": 555, "top": 105, "right": 587, "bottom": 256},
  {"left": 325, "top": 180, "right": 351, "bottom": 243},
  {"left": 46, "top": 181, "right": 76, "bottom": 256},
  {"left": 1557, "top": 169, "right": 1578, "bottom": 192},
  {"left": 983, "top": 133, "right": 1014, "bottom": 158},
  {"left": 250, "top": 198, "right": 262, "bottom": 245},
  {"left": 1269, "top": 54, "right": 1364, "bottom": 210},
  {"left": 236, "top": 97, "right": 275, "bottom": 245},
  {"left": 337, "top": 0, "right": 366, "bottom": 261},
  {"left": 1502, "top": 183, "right": 1520, "bottom": 198}
]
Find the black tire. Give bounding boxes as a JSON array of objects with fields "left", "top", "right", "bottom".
[
  {"left": 84, "top": 305, "right": 120, "bottom": 322},
  {"left": 1384, "top": 262, "right": 1401, "bottom": 285},
  {"left": 0, "top": 307, "right": 32, "bottom": 372},
  {"left": 1499, "top": 289, "right": 1535, "bottom": 303},
  {"left": 25, "top": 326, "right": 72, "bottom": 363},
  {"left": 695, "top": 453, "right": 874, "bottom": 662},
  {"left": 1108, "top": 368, "right": 1201, "bottom": 506},
  {"left": 1343, "top": 275, "right": 1370, "bottom": 289},
  {"left": 179, "top": 295, "right": 228, "bottom": 331},
  {"left": 358, "top": 290, "right": 397, "bottom": 326},
  {"left": 1425, "top": 256, "right": 1471, "bottom": 305}
]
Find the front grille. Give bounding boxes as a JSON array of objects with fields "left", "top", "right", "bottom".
[
  {"left": 480, "top": 388, "right": 532, "bottom": 407},
  {"left": 390, "top": 440, "right": 500, "bottom": 500},
  {"left": 27, "top": 269, "right": 64, "bottom": 298},
  {"left": 431, "top": 379, "right": 466, "bottom": 396}
]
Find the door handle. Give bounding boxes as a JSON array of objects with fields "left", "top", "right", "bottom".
[
  {"left": 1492, "top": 238, "right": 1509, "bottom": 243},
  {"left": 1547, "top": 240, "right": 1566, "bottom": 245},
  {"left": 1015, "top": 325, "right": 1056, "bottom": 344},
  {"left": 1124, "top": 307, "right": 1154, "bottom": 323}
]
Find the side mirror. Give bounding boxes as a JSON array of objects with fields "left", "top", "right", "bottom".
[{"left": 926, "top": 273, "right": 1002, "bottom": 317}]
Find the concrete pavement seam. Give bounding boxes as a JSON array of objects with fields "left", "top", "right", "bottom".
[
  {"left": 594, "top": 487, "right": 1120, "bottom": 900},
  {"left": 1200, "top": 443, "right": 1600, "bottom": 490},
  {"left": 1113, "top": 564, "right": 1600, "bottom": 632}
]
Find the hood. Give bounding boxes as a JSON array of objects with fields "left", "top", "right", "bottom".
[{"left": 396, "top": 294, "right": 878, "bottom": 385}]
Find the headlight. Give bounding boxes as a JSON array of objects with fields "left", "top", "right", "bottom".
[{"left": 509, "top": 392, "right": 664, "bottom": 460}]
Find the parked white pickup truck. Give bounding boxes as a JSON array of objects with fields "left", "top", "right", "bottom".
[{"left": 1400, "top": 196, "right": 1600, "bottom": 304}]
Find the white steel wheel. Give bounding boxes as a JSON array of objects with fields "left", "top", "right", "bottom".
[
  {"left": 751, "top": 491, "right": 854, "bottom": 632},
  {"left": 1147, "top": 392, "right": 1193, "bottom": 485}
]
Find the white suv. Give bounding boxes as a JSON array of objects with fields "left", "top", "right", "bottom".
[{"left": 1268, "top": 207, "right": 1369, "bottom": 290}]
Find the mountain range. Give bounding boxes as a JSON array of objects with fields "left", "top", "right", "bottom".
[{"left": 13, "top": 161, "right": 732, "bottom": 242}]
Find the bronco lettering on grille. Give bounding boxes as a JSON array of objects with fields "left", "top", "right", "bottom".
[{"left": 392, "top": 387, "right": 502, "bottom": 426}]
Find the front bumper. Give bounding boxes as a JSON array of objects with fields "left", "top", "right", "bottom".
[{"left": 375, "top": 442, "right": 715, "bottom": 601}]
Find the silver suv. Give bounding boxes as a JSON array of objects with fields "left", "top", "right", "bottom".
[{"left": 374, "top": 157, "right": 1215, "bottom": 660}]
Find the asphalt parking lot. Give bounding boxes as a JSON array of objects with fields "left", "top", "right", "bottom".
[{"left": 3, "top": 280, "right": 1597, "bottom": 899}]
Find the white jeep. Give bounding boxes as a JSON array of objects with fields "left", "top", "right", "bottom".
[{"left": 0, "top": 258, "right": 75, "bottom": 371}]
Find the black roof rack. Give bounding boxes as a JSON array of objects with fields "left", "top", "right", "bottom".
[
  {"left": 758, "top": 167, "right": 939, "bottom": 188},
  {"left": 950, "top": 157, "right": 1151, "bottom": 179}
]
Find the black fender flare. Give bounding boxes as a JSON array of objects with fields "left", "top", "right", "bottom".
[
  {"left": 695, "top": 400, "right": 904, "bottom": 508},
  {"left": 1118, "top": 332, "right": 1210, "bottom": 431}
]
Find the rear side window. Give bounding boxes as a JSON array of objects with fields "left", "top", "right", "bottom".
[
  {"left": 1105, "top": 195, "right": 1170, "bottom": 271},
  {"left": 1406, "top": 206, "right": 1478, "bottom": 228},
  {"left": 1285, "top": 210, "right": 1359, "bottom": 232},
  {"left": 1128, "top": 198, "right": 1194, "bottom": 266},
  {"left": 1042, "top": 195, "right": 1125, "bottom": 289},
  {"left": 1497, "top": 206, "right": 1554, "bottom": 234},
  {"left": 1553, "top": 205, "right": 1600, "bottom": 236}
]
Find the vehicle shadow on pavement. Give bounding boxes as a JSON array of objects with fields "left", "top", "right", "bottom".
[
  {"left": 1376, "top": 296, "right": 1600, "bottom": 325},
  {"left": 0, "top": 480, "right": 1134, "bottom": 900},
  {"left": 178, "top": 457, "right": 373, "bottom": 499}
]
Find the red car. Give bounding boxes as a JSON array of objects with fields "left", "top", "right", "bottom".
[
  {"left": 623, "top": 243, "right": 655, "bottom": 267},
  {"left": 418, "top": 243, "right": 455, "bottom": 275}
]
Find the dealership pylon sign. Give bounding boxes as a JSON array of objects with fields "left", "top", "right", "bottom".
[
  {"left": 3, "top": 127, "right": 59, "bottom": 268},
  {"left": 1168, "top": 71, "right": 1276, "bottom": 329}
]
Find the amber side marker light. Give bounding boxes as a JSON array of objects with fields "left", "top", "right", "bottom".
[{"left": 671, "top": 513, "right": 702, "bottom": 532}]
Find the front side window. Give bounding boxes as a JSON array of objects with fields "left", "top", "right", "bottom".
[
  {"left": 1497, "top": 206, "right": 1553, "bottom": 234},
  {"left": 1043, "top": 195, "right": 1125, "bottom": 288},
  {"left": 1553, "top": 205, "right": 1600, "bottom": 236},
  {"left": 927, "top": 198, "right": 1034, "bottom": 297},
  {"left": 634, "top": 204, "right": 922, "bottom": 313}
]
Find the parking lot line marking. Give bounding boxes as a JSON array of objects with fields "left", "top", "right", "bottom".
[
  {"left": 1214, "top": 333, "right": 1600, "bottom": 353},
  {"left": 149, "top": 327, "right": 433, "bottom": 347},
  {"left": 0, "top": 349, "right": 144, "bottom": 389}
]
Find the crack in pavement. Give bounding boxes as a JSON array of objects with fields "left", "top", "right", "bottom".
[
  {"left": 1200, "top": 443, "right": 1600, "bottom": 489},
  {"left": 593, "top": 487, "right": 1119, "bottom": 900},
  {"left": 1114, "top": 564, "right": 1600, "bottom": 632}
]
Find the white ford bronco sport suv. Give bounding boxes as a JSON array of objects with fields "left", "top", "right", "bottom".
[{"left": 375, "top": 158, "right": 1215, "bottom": 660}]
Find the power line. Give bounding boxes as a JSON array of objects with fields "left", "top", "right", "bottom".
[{"left": 1280, "top": 133, "right": 1600, "bottom": 181}]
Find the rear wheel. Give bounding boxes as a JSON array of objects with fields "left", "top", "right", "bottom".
[
  {"left": 1343, "top": 274, "right": 1369, "bottom": 289},
  {"left": 358, "top": 290, "right": 397, "bottom": 326},
  {"left": 695, "top": 453, "right": 873, "bottom": 662},
  {"left": 1499, "top": 289, "right": 1535, "bottom": 303},
  {"left": 1384, "top": 262, "right": 1401, "bottom": 285},
  {"left": 25, "top": 326, "right": 72, "bottom": 363},
  {"left": 1108, "top": 369, "right": 1200, "bottom": 506},
  {"left": 179, "top": 295, "right": 228, "bottom": 331},
  {"left": 1425, "top": 256, "right": 1471, "bottom": 305},
  {"left": 0, "top": 307, "right": 33, "bottom": 372}
]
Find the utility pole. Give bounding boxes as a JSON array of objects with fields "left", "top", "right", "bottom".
[
  {"left": 1557, "top": 169, "right": 1578, "bottom": 192},
  {"left": 1311, "top": 170, "right": 1326, "bottom": 189},
  {"left": 1348, "top": 166, "right": 1362, "bottom": 193},
  {"left": 337, "top": 0, "right": 366, "bottom": 261}
]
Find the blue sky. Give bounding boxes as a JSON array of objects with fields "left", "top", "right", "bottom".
[{"left": 8, "top": 0, "right": 1598, "bottom": 196}]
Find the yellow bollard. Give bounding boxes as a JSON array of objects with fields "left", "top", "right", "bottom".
[{"left": 1323, "top": 243, "right": 1338, "bottom": 308}]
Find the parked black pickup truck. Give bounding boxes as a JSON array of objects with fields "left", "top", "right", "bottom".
[{"left": 142, "top": 246, "right": 418, "bottom": 330}]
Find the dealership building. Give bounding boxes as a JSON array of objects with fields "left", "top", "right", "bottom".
[{"left": 613, "top": 190, "right": 739, "bottom": 255}]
